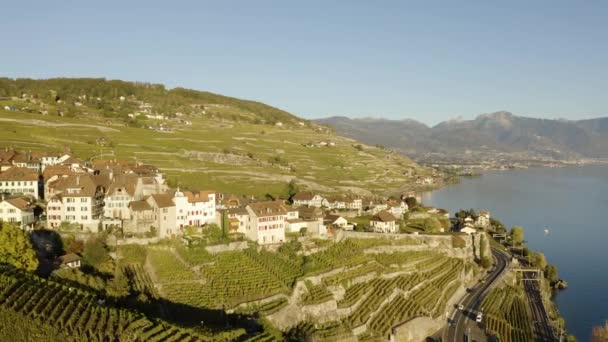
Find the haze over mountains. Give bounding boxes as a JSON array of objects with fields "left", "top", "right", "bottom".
[{"left": 316, "top": 112, "right": 608, "bottom": 160}]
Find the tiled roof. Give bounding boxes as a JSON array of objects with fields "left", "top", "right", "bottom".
[
  {"left": 48, "top": 174, "right": 98, "bottom": 197},
  {"left": 228, "top": 207, "right": 249, "bottom": 216},
  {"left": 4, "top": 197, "right": 32, "bottom": 211},
  {"left": 107, "top": 174, "right": 138, "bottom": 196},
  {"left": 42, "top": 165, "right": 73, "bottom": 180},
  {"left": 0, "top": 167, "right": 39, "bottom": 181},
  {"left": 248, "top": 201, "right": 289, "bottom": 217},
  {"left": 150, "top": 193, "right": 175, "bottom": 208},
  {"left": 184, "top": 190, "right": 214, "bottom": 203},
  {"left": 128, "top": 200, "right": 152, "bottom": 211},
  {"left": 292, "top": 191, "right": 315, "bottom": 201},
  {"left": 371, "top": 210, "right": 396, "bottom": 222}
]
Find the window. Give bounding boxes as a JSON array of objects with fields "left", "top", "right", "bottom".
[
  {"left": 81, "top": 207, "right": 87, "bottom": 211},
  {"left": 67, "top": 207, "right": 75, "bottom": 212},
  {"left": 81, "top": 216, "right": 88, "bottom": 220},
  {"left": 81, "top": 198, "right": 87, "bottom": 203}
]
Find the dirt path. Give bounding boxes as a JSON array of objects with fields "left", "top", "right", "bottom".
[{"left": 0, "top": 117, "right": 120, "bottom": 132}]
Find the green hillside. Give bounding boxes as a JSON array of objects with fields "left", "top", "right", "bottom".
[{"left": 0, "top": 77, "right": 436, "bottom": 197}]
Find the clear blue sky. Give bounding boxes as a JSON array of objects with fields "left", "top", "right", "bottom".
[{"left": 1, "top": 0, "right": 607, "bottom": 125}]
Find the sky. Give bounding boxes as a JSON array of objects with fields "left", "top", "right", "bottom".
[{"left": 1, "top": 0, "right": 607, "bottom": 125}]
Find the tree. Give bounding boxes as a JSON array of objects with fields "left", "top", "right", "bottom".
[
  {"left": 510, "top": 226, "right": 524, "bottom": 245},
  {"left": 532, "top": 252, "right": 547, "bottom": 270},
  {"left": 82, "top": 237, "right": 109, "bottom": 268},
  {"left": 404, "top": 197, "right": 418, "bottom": 209},
  {"left": 285, "top": 180, "right": 299, "bottom": 201},
  {"left": 480, "top": 256, "right": 492, "bottom": 269},
  {"left": 545, "top": 264, "right": 559, "bottom": 283},
  {"left": 0, "top": 223, "right": 39, "bottom": 272}
]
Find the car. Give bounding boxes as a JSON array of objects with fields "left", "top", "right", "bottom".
[
  {"left": 458, "top": 304, "right": 464, "bottom": 310},
  {"left": 476, "top": 312, "right": 483, "bottom": 323},
  {"left": 480, "top": 279, "right": 486, "bottom": 284}
]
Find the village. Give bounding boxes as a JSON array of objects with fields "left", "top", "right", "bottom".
[{"left": 0, "top": 147, "right": 493, "bottom": 261}]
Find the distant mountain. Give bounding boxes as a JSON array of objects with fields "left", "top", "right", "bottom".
[{"left": 316, "top": 112, "right": 608, "bottom": 159}]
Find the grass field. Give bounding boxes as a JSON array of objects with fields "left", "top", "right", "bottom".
[{"left": 0, "top": 96, "right": 434, "bottom": 197}]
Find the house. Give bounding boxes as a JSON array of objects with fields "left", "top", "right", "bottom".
[
  {"left": 323, "top": 196, "right": 347, "bottom": 209},
  {"left": 227, "top": 207, "right": 249, "bottom": 234},
  {"left": 216, "top": 193, "right": 252, "bottom": 210},
  {"left": 0, "top": 196, "right": 35, "bottom": 230},
  {"left": 146, "top": 193, "right": 177, "bottom": 238},
  {"left": 460, "top": 226, "right": 477, "bottom": 235},
  {"left": 175, "top": 190, "right": 217, "bottom": 228},
  {"left": 324, "top": 214, "right": 350, "bottom": 230},
  {"left": 298, "top": 206, "right": 324, "bottom": 221},
  {"left": 370, "top": 210, "right": 397, "bottom": 233},
  {"left": 475, "top": 211, "right": 491, "bottom": 228},
  {"left": 104, "top": 174, "right": 138, "bottom": 219},
  {"left": 290, "top": 206, "right": 327, "bottom": 237},
  {"left": 367, "top": 201, "right": 388, "bottom": 216},
  {"left": 245, "top": 201, "right": 288, "bottom": 245},
  {"left": 286, "top": 218, "right": 308, "bottom": 234},
  {"left": 0, "top": 167, "right": 40, "bottom": 198},
  {"left": 292, "top": 191, "right": 325, "bottom": 208},
  {"left": 124, "top": 200, "right": 155, "bottom": 235},
  {"left": 46, "top": 174, "right": 106, "bottom": 232},
  {"left": 386, "top": 198, "right": 408, "bottom": 218},
  {"left": 58, "top": 253, "right": 81, "bottom": 268}
]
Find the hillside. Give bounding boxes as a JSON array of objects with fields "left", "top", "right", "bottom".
[
  {"left": 0, "top": 77, "right": 437, "bottom": 197},
  {"left": 316, "top": 112, "right": 608, "bottom": 163}
]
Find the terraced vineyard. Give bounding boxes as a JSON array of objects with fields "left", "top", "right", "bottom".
[
  {"left": 480, "top": 286, "right": 535, "bottom": 341},
  {"left": 314, "top": 257, "right": 466, "bottom": 339},
  {"left": 147, "top": 249, "right": 196, "bottom": 283},
  {"left": 123, "top": 263, "right": 158, "bottom": 298},
  {"left": 140, "top": 237, "right": 477, "bottom": 340},
  {"left": 160, "top": 250, "right": 291, "bottom": 308},
  {"left": 300, "top": 281, "right": 334, "bottom": 305},
  {"left": 0, "top": 264, "right": 245, "bottom": 341}
]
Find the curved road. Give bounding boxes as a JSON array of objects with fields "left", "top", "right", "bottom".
[{"left": 444, "top": 247, "right": 511, "bottom": 342}]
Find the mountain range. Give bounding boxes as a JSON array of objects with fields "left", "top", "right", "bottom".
[{"left": 315, "top": 112, "right": 608, "bottom": 160}]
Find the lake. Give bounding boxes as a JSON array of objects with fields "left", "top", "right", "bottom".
[{"left": 422, "top": 165, "right": 608, "bottom": 341}]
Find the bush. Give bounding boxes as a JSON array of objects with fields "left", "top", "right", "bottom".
[{"left": 480, "top": 256, "right": 492, "bottom": 269}]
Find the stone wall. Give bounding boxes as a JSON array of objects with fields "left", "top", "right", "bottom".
[{"left": 205, "top": 241, "right": 249, "bottom": 254}]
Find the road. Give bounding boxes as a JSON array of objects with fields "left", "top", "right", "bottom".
[
  {"left": 523, "top": 272, "right": 557, "bottom": 341},
  {"left": 444, "top": 247, "right": 511, "bottom": 342}
]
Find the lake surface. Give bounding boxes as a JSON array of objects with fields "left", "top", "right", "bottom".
[{"left": 422, "top": 165, "right": 608, "bottom": 341}]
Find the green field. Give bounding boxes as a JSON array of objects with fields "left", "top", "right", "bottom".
[
  {"left": 137, "top": 237, "right": 476, "bottom": 340},
  {"left": 0, "top": 78, "right": 434, "bottom": 197}
]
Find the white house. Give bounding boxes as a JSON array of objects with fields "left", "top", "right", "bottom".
[
  {"left": 324, "top": 214, "right": 349, "bottom": 229},
  {"left": 0, "top": 167, "right": 40, "bottom": 198},
  {"left": 475, "top": 211, "right": 491, "bottom": 228},
  {"left": 104, "top": 174, "right": 166, "bottom": 220},
  {"left": 460, "top": 226, "right": 477, "bottom": 235},
  {"left": 245, "top": 201, "right": 288, "bottom": 245},
  {"left": 58, "top": 253, "right": 82, "bottom": 268},
  {"left": 0, "top": 196, "right": 35, "bottom": 230},
  {"left": 370, "top": 211, "right": 397, "bottom": 233},
  {"left": 174, "top": 190, "right": 216, "bottom": 228},
  {"left": 146, "top": 193, "right": 177, "bottom": 238},
  {"left": 292, "top": 191, "right": 325, "bottom": 208},
  {"left": 387, "top": 199, "right": 408, "bottom": 218},
  {"left": 46, "top": 174, "right": 106, "bottom": 232}
]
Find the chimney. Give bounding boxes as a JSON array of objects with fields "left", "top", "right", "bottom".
[{"left": 76, "top": 175, "right": 80, "bottom": 186}]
